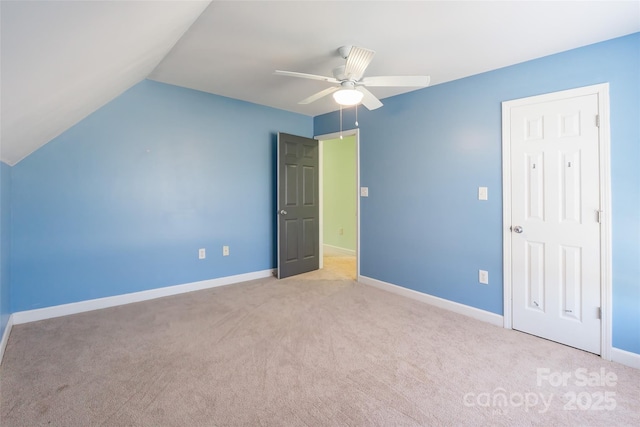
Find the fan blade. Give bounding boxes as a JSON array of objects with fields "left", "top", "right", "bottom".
[
  {"left": 357, "top": 87, "right": 383, "bottom": 110},
  {"left": 275, "top": 70, "right": 338, "bottom": 83},
  {"left": 360, "top": 75, "right": 430, "bottom": 87},
  {"left": 344, "top": 46, "right": 375, "bottom": 80},
  {"left": 299, "top": 86, "right": 339, "bottom": 104}
]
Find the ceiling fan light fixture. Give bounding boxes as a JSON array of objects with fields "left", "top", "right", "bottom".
[{"left": 333, "top": 89, "right": 363, "bottom": 106}]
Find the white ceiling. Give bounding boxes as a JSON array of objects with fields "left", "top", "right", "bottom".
[{"left": 2, "top": 1, "right": 639, "bottom": 165}]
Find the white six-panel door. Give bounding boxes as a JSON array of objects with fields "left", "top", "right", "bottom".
[{"left": 508, "top": 93, "right": 602, "bottom": 354}]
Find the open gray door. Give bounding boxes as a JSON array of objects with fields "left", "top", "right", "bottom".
[{"left": 277, "top": 133, "right": 319, "bottom": 279}]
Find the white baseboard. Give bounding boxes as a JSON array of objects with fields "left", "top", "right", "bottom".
[
  {"left": 0, "top": 314, "right": 14, "bottom": 365},
  {"left": 12, "top": 269, "right": 275, "bottom": 325},
  {"left": 323, "top": 244, "right": 356, "bottom": 257},
  {"left": 359, "top": 275, "right": 504, "bottom": 327},
  {"left": 611, "top": 347, "right": 640, "bottom": 369}
]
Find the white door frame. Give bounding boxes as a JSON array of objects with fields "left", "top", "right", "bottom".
[
  {"left": 315, "top": 128, "right": 360, "bottom": 280},
  {"left": 501, "top": 83, "right": 612, "bottom": 360}
]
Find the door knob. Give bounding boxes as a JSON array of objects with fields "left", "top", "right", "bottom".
[
  {"left": 279, "top": 210, "right": 287, "bottom": 215},
  {"left": 512, "top": 225, "right": 523, "bottom": 233}
]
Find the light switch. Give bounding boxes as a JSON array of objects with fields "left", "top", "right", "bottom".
[
  {"left": 479, "top": 270, "right": 489, "bottom": 285},
  {"left": 360, "top": 187, "right": 369, "bottom": 197},
  {"left": 478, "top": 186, "right": 488, "bottom": 200}
]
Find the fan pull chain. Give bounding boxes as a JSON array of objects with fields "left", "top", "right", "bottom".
[
  {"left": 340, "top": 105, "right": 343, "bottom": 139},
  {"left": 355, "top": 104, "right": 359, "bottom": 127}
]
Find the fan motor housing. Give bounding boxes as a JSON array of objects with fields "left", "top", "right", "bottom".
[{"left": 339, "top": 81, "right": 356, "bottom": 90}]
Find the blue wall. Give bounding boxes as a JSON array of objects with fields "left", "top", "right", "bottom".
[
  {"left": 11, "top": 80, "right": 312, "bottom": 311},
  {"left": 0, "top": 162, "right": 11, "bottom": 339},
  {"left": 315, "top": 33, "right": 640, "bottom": 354}
]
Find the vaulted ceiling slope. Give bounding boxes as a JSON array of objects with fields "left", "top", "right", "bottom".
[
  {"left": 2, "top": 1, "right": 639, "bottom": 166},
  {"left": 0, "top": 0, "right": 213, "bottom": 165}
]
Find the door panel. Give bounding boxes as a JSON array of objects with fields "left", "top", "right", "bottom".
[
  {"left": 303, "top": 166, "right": 315, "bottom": 205},
  {"left": 511, "top": 94, "right": 601, "bottom": 354},
  {"left": 285, "top": 164, "right": 298, "bottom": 206},
  {"left": 525, "top": 241, "right": 545, "bottom": 312},
  {"left": 285, "top": 219, "right": 299, "bottom": 261},
  {"left": 560, "top": 150, "right": 582, "bottom": 222},
  {"left": 277, "top": 133, "right": 319, "bottom": 278},
  {"left": 560, "top": 245, "right": 582, "bottom": 320},
  {"left": 525, "top": 152, "right": 545, "bottom": 220},
  {"left": 303, "top": 218, "right": 316, "bottom": 258}
]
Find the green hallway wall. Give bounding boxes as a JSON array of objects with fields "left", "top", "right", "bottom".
[{"left": 322, "top": 136, "right": 356, "bottom": 252}]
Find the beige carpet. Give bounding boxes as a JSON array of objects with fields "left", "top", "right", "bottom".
[{"left": 1, "top": 263, "right": 639, "bottom": 426}]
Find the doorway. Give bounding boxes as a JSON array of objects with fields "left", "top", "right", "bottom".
[
  {"left": 317, "top": 129, "right": 359, "bottom": 281},
  {"left": 502, "top": 84, "right": 612, "bottom": 359}
]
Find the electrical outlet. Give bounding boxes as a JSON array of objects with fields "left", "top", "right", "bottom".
[
  {"left": 198, "top": 248, "right": 206, "bottom": 259},
  {"left": 479, "top": 270, "right": 489, "bottom": 285},
  {"left": 339, "top": 228, "right": 344, "bottom": 235},
  {"left": 223, "top": 246, "right": 229, "bottom": 256}
]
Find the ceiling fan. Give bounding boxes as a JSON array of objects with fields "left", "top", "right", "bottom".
[{"left": 275, "top": 45, "right": 430, "bottom": 110}]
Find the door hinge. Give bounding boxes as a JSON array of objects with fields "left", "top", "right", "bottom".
[
  {"left": 597, "top": 210, "right": 603, "bottom": 224},
  {"left": 595, "top": 115, "right": 600, "bottom": 128},
  {"left": 597, "top": 307, "right": 602, "bottom": 320}
]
